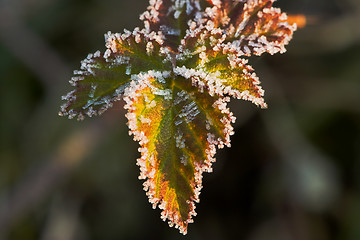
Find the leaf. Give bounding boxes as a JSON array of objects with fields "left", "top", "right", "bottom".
[
  {"left": 60, "top": 28, "right": 169, "bottom": 120},
  {"left": 141, "top": 0, "right": 202, "bottom": 39},
  {"left": 203, "top": 0, "right": 297, "bottom": 55},
  {"left": 124, "top": 72, "right": 234, "bottom": 234},
  {"left": 60, "top": 0, "right": 300, "bottom": 234},
  {"left": 180, "top": 29, "right": 267, "bottom": 108}
]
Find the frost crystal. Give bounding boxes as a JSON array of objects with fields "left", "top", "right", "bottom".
[{"left": 59, "top": 0, "right": 299, "bottom": 235}]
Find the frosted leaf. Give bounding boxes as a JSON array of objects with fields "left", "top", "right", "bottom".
[
  {"left": 125, "top": 76, "right": 235, "bottom": 234},
  {"left": 60, "top": 0, "right": 300, "bottom": 235},
  {"left": 59, "top": 50, "right": 132, "bottom": 120},
  {"left": 201, "top": 0, "right": 297, "bottom": 56},
  {"left": 60, "top": 29, "right": 171, "bottom": 120},
  {"left": 140, "top": 0, "right": 202, "bottom": 45}
]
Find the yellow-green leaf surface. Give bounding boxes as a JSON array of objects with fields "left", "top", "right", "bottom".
[
  {"left": 179, "top": 29, "right": 267, "bottom": 108},
  {"left": 203, "top": 53, "right": 267, "bottom": 108},
  {"left": 124, "top": 73, "right": 234, "bottom": 234}
]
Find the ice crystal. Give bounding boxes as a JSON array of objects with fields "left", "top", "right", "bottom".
[{"left": 59, "top": 0, "right": 301, "bottom": 235}]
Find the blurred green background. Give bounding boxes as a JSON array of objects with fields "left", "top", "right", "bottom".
[{"left": 0, "top": 0, "right": 359, "bottom": 239}]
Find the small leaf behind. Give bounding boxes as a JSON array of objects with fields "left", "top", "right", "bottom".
[{"left": 60, "top": 29, "right": 170, "bottom": 120}]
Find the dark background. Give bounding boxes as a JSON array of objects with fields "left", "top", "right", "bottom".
[{"left": 0, "top": 0, "right": 359, "bottom": 239}]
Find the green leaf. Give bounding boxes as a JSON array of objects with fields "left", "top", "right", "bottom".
[
  {"left": 179, "top": 28, "right": 267, "bottom": 108},
  {"left": 124, "top": 73, "right": 234, "bottom": 234},
  {"left": 59, "top": 29, "right": 169, "bottom": 120},
  {"left": 202, "top": 53, "right": 267, "bottom": 108},
  {"left": 59, "top": 51, "right": 130, "bottom": 120}
]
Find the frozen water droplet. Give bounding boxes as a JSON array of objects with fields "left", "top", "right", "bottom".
[
  {"left": 126, "top": 65, "right": 131, "bottom": 75},
  {"left": 89, "top": 84, "right": 97, "bottom": 98}
]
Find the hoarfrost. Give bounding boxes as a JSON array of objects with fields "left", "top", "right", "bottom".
[
  {"left": 180, "top": 155, "right": 189, "bottom": 166},
  {"left": 178, "top": 101, "right": 201, "bottom": 124},
  {"left": 175, "top": 131, "right": 185, "bottom": 149}
]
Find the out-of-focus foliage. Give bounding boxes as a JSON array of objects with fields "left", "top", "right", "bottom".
[{"left": 0, "top": 0, "right": 359, "bottom": 239}]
